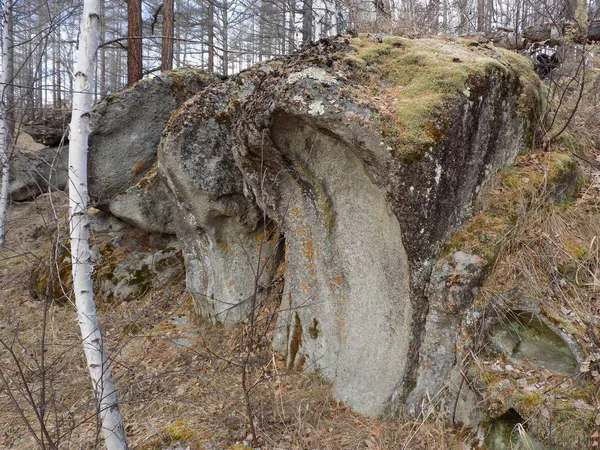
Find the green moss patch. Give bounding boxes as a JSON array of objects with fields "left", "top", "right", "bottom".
[
  {"left": 443, "top": 151, "right": 583, "bottom": 265},
  {"left": 344, "top": 36, "right": 538, "bottom": 156}
]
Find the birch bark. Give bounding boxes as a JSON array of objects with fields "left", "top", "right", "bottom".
[
  {"left": 0, "top": 0, "right": 12, "bottom": 247},
  {"left": 68, "top": 0, "right": 128, "bottom": 448}
]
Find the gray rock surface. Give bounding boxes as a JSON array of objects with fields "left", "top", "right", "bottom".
[
  {"left": 490, "top": 311, "right": 581, "bottom": 376},
  {"left": 160, "top": 84, "right": 282, "bottom": 326},
  {"left": 88, "top": 69, "right": 215, "bottom": 207},
  {"left": 9, "top": 145, "right": 68, "bottom": 201},
  {"left": 406, "top": 251, "right": 487, "bottom": 424},
  {"left": 159, "top": 37, "right": 543, "bottom": 417},
  {"left": 108, "top": 166, "right": 175, "bottom": 234}
]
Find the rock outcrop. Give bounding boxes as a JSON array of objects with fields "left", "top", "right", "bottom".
[
  {"left": 22, "top": 110, "right": 71, "bottom": 147},
  {"left": 30, "top": 209, "right": 184, "bottom": 304},
  {"left": 9, "top": 69, "right": 215, "bottom": 224},
  {"left": 9, "top": 34, "right": 551, "bottom": 421},
  {"left": 158, "top": 36, "right": 544, "bottom": 416}
]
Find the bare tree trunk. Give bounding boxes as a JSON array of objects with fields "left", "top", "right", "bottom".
[
  {"left": 486, "top": 0, "right": 493, "bottom": 32},
  {"left": 258, "top": 0, "right": 266, "bottom": 61},
  {"left": 287, "top": 0, "right": 296, "bottom": 53},
  {"left": 477, "top": 0, "right": 485, "bottom": 31},
  {"left": 54, "top": 22, "right": 63, "bottom": 107},
  {"left": 99, "top": 1, "right": 106, "bottom": 96},
  {"left": 428, "top": 0, "right": 440, "bottom": 32},
  {"left": 222, "top": 0, "right": 229, "bottom": 76},
  {"left": 207, "top": 0, "right": 214, "bottom": 74},
  {"left": 68, "top": 0, "right": 128, "bottom": 447},
  {"left": 161, "top": 0, "right": 174, "bottom": 71},
  {"left": 303, "top": 0, "right": 313, "bottom": 44},
  {"left": 175, "top": 0, "right": 181, "bottom": 68},
  {"left": 0, "top": 0, "right": 13, "bottom": 247},
  {"left": 127, "top": 0, "right": 142, "bottom": 84}
]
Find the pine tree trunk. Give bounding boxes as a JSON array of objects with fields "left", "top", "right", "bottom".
[
  {"left": 0, "top": 0, "right": 13, "bottom": 247},
  {"left": 161, "top": 0, "right": 174, "bottom": 71},
  {"left": 127, "top": 0, "right": 143, "bottom": 84},
  {"left": 69, "top": 1, "right": 128, "bottom": 448},
  {"left": 222, "top": 0, "right": 228, "bottom": 76},
  {"left": 303, "top": 0, "right": 313, "bottom": 44},
  {"left": 477, "top": 0, "right": 484, "bottom": 32}
]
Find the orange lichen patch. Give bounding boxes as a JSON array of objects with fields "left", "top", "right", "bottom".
[
  {"left": 300, "top": 279, "right": 311, "bottom": 294},
  {"left": 303, "top": 239, "right": 314, "bottom": 261},
  {"left": 133, "top": 159, "right": 147, "bottom": 177},
  {"left": 136, "top": 162, "right": 160, "bottom": 190},
  {"left": 255, "top": 229, "right": 270, "bottom": 242},
  {"left": 290, "top": 206, "right": 302, "bottom": 217},
  {"left": 331, "top": 275, "right": 343, "bottom": 286}
]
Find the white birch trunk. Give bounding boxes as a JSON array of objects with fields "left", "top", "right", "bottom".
[
  {"left": 69, "top": 1, "right": 128, "bottom": 448},
  {"left": 314, "top": 0, "right": 325, "bottom": 40},
  {"left": 0, "top": 0, "right": 12, "bottom": 247}
]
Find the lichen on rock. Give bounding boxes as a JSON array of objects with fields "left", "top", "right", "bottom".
[{"left": 156, "top": 34, "right": 545, "bottom": 418}]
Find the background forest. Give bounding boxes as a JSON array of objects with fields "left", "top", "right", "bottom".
[{"left": 3, "top": 0, "right": 599, "bottom": 121}]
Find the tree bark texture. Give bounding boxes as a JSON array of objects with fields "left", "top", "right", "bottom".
[
  {"left": 127, "top": 0, "right": 142, "bottom": 84},
  {"left": 161, "top": 0, "right": 174, "bottom": 71},
  {"left": 303, "top": 0, "right": 313, "bottom": 44},
  {"left": 69, "top": 0, "right": 128, "bottom": 447},
  {"left": 207, "top": 0, "right": 214, "bottom": 74},
  {"left": 0, "top": 0, "right": 13, "bottom": 247}
]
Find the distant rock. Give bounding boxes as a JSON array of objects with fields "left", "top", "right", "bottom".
[
  {"left": 22, "top": 110, "right": 71, "bottom": 147},
  {"left": 8, "top": 145, "right": 68, "bottom": 201}
]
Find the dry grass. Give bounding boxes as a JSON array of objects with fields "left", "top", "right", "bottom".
[
  {"left": 465, "top": 55, "right": 600, "bottom": 447},
  {"left": 0, "top": 193, "right": 461, "bottom": 450}
]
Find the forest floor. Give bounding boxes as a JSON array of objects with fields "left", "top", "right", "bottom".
[{"left": 0, "top": 191, "right": 460, "bottom": 450}]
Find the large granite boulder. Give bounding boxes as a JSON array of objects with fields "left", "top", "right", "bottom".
[{"left": 159, "top": 36, "right": 544, "bottom": 417}]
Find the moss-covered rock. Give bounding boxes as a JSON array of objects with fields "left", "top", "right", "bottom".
[
  {"left": 30, "top": 211, "right": 185, "bottom": 305},
  {"left": 159, "top": 35, "right": 544, "bottom": 418}
]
